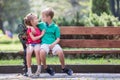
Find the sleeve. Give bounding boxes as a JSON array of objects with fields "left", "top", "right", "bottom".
[
  {"left": 55, "top": 26, "right": 60, "bottom": 38},
  {"left": 37, "top": 22, "right": 46, "bottom": 31}
]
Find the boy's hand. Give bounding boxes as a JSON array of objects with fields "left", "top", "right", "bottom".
[{"left": 49, "top": 44, "right": 55, "bottom": 50}]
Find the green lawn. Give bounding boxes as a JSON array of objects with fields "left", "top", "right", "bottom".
[
  {"left": 0, "top": 35, "right": 23, "bottom": 52},
  {"left": 0, "top": 43, "right": 23, "bottom": 52},
  {"left": 0, "top": 56, "right": 120, "bottom": 65}
]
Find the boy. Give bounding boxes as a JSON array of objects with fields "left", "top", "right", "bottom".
[{"left": 38, "top": 8, "right": 73, "bottom": 76}]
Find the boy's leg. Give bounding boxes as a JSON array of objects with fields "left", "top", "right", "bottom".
[
  {"left": 40, "top": 44, "right": 55, "bottom": 76},
  {"left": 52, "top": 44, "right": 73, "bottom": 76},
  {"left": 34, "top": 44, "right": 41, "bottom": 76},
  {"left": 52, "top": 44, "right": 65, "bottom": 68},
  {"left": 56, "top": 50, "right": 65, "bottom": 69},
  {"left": 26, "top": 45, "right": 34, "bottom": 76}
]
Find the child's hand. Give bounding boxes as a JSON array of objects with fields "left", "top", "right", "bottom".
[
  {"left": 49, "top": 44, "right": 54, "bottom": 50},
  {"left": 30, "top": 27, "right": 36, "bottom": 34}
]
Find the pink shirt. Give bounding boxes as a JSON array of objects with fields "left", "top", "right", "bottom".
[{"left": 26, "top": 27, "right": 41, "bottom": 44}]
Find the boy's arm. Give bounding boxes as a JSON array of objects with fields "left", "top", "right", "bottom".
[
  {"left": 52, "top": 38, "right": 60, "bottom": 45},
  {"left": 49, "top": 26, "right": 61, "bottom": 49},
  {"left": 49, "top": 38, "right": 60, "bottom": 50}
]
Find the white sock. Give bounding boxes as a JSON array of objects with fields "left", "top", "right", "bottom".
[
  {"left": 37, "top": 65, "right": 41, "bottom": 72},
  {"left": 27, "top": 67, "right": 32, "bottom": 74}
]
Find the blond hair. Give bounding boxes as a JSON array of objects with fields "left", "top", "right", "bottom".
[{"left": 42, "top": 8, "right": 54, "bottom": 19}]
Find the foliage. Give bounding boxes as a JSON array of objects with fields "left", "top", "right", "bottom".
[
  {"left": 83, "top": 13, "right": 120, "bottom": 27},
  {"left": 0, "top": 0, "right": 30, "bottom": 33},
  {"left": 1, "top": 0, "right": 30, "bottom": 21},
  {"left": 55, "top": 12, "right": 120, "bottom": 27},
  {"left": 92, "top": 0, "right": 111, "bottom": 15}
]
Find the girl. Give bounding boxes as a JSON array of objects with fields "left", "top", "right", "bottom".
[{"left": 24, "top": 13, "right": 44, "bottom": 77}]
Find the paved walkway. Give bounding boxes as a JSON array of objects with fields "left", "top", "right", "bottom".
[{"left": 0, "top": 73, "right": 120, "bottom": 80}]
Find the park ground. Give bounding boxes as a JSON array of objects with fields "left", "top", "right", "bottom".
[{"left": 0, "top": 73, "right": 120, "bottom": 80}]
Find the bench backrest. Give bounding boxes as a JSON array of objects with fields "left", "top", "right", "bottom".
[{"left": 60, "top": 27, "right": 120, "bottom": 48}]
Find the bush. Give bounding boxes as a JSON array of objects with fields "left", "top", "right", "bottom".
[
  {"left": 83, "top": 13, "right": 120, "bottom": 27},
  {"left": 55, "top": 12, "right": 120, "bottom": 27}
]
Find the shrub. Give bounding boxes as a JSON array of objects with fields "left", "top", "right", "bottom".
[
  {"left": 83, "top": 13, "right": 120, "bottom": 27},
  {"left": 55, "top": 12, "right": 120, "bottom": 27}
]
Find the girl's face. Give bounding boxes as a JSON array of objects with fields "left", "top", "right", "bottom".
[{"left": 31, "top": 15, "right": 38, "bottom": 26}]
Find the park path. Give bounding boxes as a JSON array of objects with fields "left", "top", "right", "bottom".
[{"left": 0, "top": 73, "right": 120, "bottom": 80}]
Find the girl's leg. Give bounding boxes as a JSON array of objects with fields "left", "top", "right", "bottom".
[
  {"left": 34, "top": 44, "right": 41, "bottom": 75},
  {"left": 26, "top": 45, "right": 34, "bottom": 76},
  {"left": 39, "top": 44, "right": 49, "bottom": 69}
]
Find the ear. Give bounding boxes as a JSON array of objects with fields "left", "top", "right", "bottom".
[{"left": 30, "top": 20, "right": 34, "bottom": 26}]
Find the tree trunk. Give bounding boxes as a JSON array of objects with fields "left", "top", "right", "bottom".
[
  {"left": 116, "top": 0, "right": 120, "bottom": 20},
  {"left": 0, "top": 19, "right": 5, "bottom": 34},
  {"left": 109, "top": 0, "right": 120, "bottom": 20}
]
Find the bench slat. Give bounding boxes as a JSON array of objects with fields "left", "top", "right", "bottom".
[
  {"left": 63, "top": 50, "right": 120, "bottom": 54},
  {"left": 60, "top": 27, "right": 120, "bottom": 35},
  {"left": 60, "top": 39, "right": 120, "bottom": 48}
]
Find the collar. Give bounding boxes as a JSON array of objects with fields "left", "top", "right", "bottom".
[{"left": 46, "top": 22, "right": 54, "bottom": 27}]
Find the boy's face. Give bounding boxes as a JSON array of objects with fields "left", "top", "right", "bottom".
[{"left": 41, "top": 13, "right": 48, "bottom": 22}]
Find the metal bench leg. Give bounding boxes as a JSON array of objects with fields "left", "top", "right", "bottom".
[{"left": 22, "top": 49, "right": 28, "bottom": 76}]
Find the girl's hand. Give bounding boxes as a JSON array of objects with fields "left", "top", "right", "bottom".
[{"left": 30, "top": 27, "right": 36, "bottom": 34}]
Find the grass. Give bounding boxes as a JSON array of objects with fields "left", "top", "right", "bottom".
[
  {"left": 0, "top": 43, "right": 23, "bottom": 52},
  {"left": 1, "top": 43, "right": 120, "bottom": 52},
  {"left": 0, "top": 56, "right": 120, "bottom": 65},
  {"left": 0, "top": 35, "right": 23, "bottom": 52}
]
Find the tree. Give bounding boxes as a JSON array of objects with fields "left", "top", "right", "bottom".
[
  {"left": 0, "top": 0, "right": 4, "bottom": 33},
  {"left": 0, "top": 0, "right": 30, "bottom": 33},
  {"left": 92, "top": 0, "right": 110, "bottom": 15}
]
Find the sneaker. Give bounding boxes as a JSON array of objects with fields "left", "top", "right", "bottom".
[
  {"left": 27, "top": 72, "right": 34, "bottom": 77},
  {"left": 45, "top": 67, "right": 55, "bottom": 76},
  {"left": 62, "top": 68, "right": 73, "bottom": 76},
  {"left": 22, "top": 72, "right": 28, "bottom": 76},
  {"left": 34, "top": 70, "right": 41, "bottom": 77}
]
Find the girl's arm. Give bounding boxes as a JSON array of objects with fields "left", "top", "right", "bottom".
[
  {"left": 30, "top": 30, "right": 45, "bottom": 41},
  {"left": 40, "top": 30, "right": 45, "bottom": 38}
]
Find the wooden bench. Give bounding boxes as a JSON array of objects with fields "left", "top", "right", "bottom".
[
  {"left": 60, "top": 26, "right": 120, "bottom": 54},
  {"left": 18, "top": 25, "right": 120, "bottom": 74},
  {"left": 18, "top": 25, "right": 120, "bottom": 54}
]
